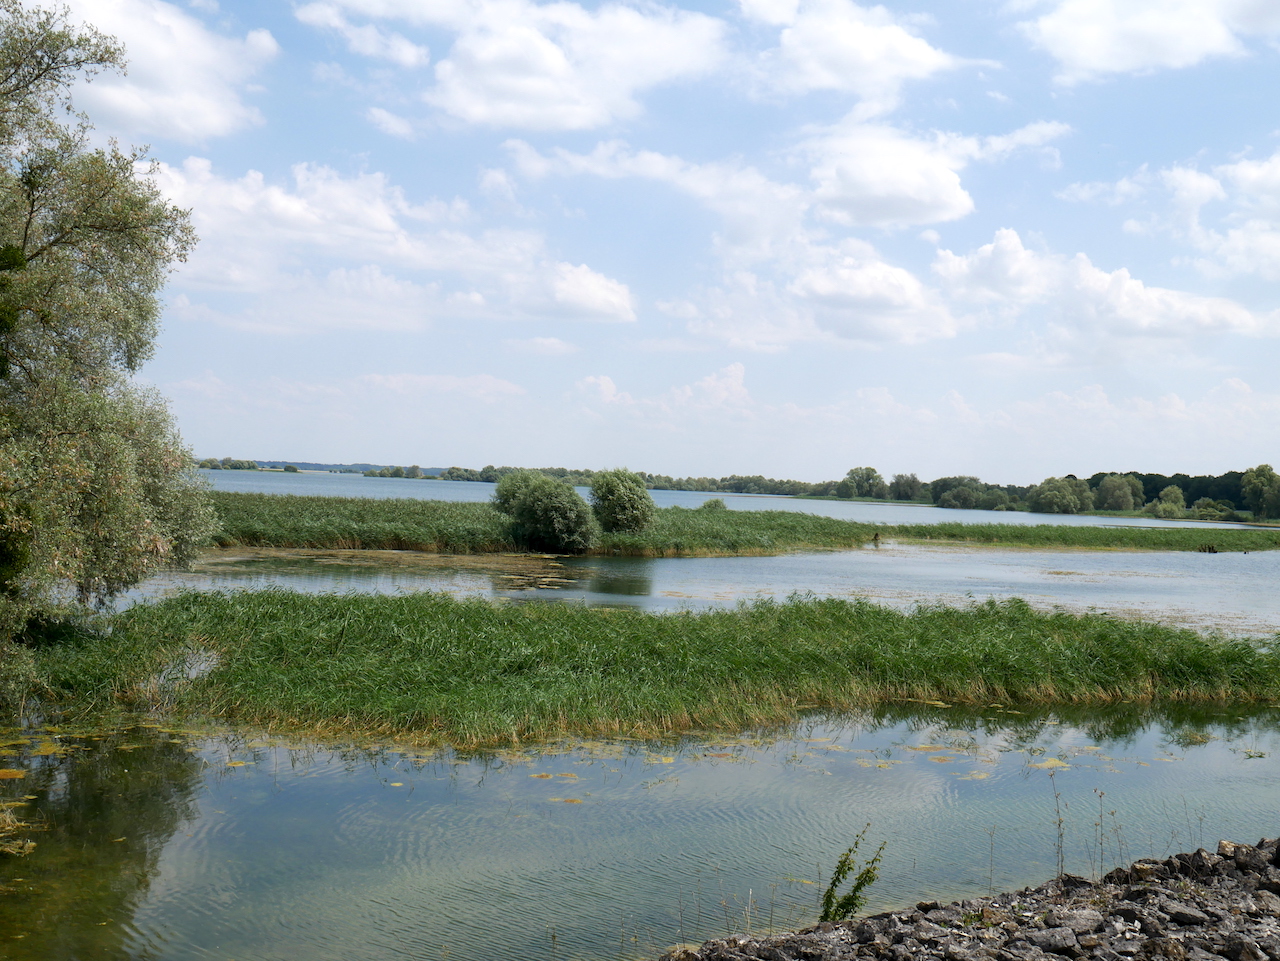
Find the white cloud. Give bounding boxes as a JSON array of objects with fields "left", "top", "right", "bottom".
[
  {"left": 934, "top": 227, "right": 1278, "bottom": 339},
  {"left": 68, "top": 0, "right": 277, "bottom": 142},
  {"left": 155, "top": 157, "right": 635, "bottom": 331},
  {"left": 367, "top": 107, "right": 415, "bottom": 138},
  {"left": 787, "top": 239, "right": 956, "bottom": 343},
  {"left": 750, "top": 0, "right": 960, "bottom": 118},
  {"left": 1117, "top": 150, "right": 1280, "bottom": 280},
  {"left": 552, "top": 262, "right": 636, "bottom": 322},
  {"left": 578, "top": 363, "right": 755, "bottom": 417},
  {"left": 295, "top": 3, "right": 430, "bottom": 67},
  {"left": 802, "top": 120, "right": 1069, "bottom": 227},
  {"left": 1019, "top": 0, "right": 1280, "bottom": 84},
  {"left": 507, "top": 139, "right": 960, "bottom": 346},
  {"left": 301, "top": 0, "right": 726, "bottom": 130},
  {"left": 507, "top": 139, "right": 807, "bottom": 263}
]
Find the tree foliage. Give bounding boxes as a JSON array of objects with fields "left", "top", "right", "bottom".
[
  {"left": 1142, "top": 484, "right": 1187, "bottom": 519},
  {"left": 1095, "top": 473, "right": 1143, "bottom": 512},
  {"left": 1027, "top": 477, "right": 1094, "bottom": 514},
  {"left": 1242, "top": 465, "right": 1280, "bottom": 521},
  {"left": 836, "top": 467, "right": 888, "bottom": 499},
  {"left": 888, "top": 472, "right": 922, "bottom": 501},
  {"left": 492, "top": 472, "right": 595, "bottom": 553},
  {"left": 589, "top": 468, "right": 654, "bottom": 533},
  {"left": 0, "top": 2, "right": 211, "bottom": 640}
]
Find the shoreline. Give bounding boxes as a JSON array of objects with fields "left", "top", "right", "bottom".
[{"left": 660, "top": 839, "right": 1280, "bottom": 961}]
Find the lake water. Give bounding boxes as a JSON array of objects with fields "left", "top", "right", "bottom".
[
  {"left": 2, "top": 708, "right": 1278, "bottom": 961},
  {"left": 131, "top": 541, "right": 1280, "bottom": 638},
  {"left": 197, "top": 470, "right": 1251, "bottom": 530}
]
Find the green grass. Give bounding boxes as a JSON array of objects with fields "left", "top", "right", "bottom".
[
  {"left": 884, "top": 522, "right": 1280, "bottom": 552},
  {"left": 32, "top": 592, "right": 1280, "bottom": 746},
  {"left": 208, "top": 491, "right": 1280, "bottom": 556}
]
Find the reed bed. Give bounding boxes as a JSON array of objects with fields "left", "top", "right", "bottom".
[
  {"left": 38, "top": 592, "right": 1280, "bottom": 746},
  {"left": 885, "top": 522, "right": 1280, "bottom": 552},
  {"left": 209, "top": 492, "right": 1280, "bottom": 557}
]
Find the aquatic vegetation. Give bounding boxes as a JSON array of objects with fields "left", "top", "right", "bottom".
[{"left": 29, "top": 592, "right": 1280, "bottom": 746}]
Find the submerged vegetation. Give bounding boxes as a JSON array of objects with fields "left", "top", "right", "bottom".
[
  {"left": 206, "top": 491, "right": 1280, "bottom": 557},
  {"left": 27, "top": 592, "right": 1280, "bottom": 746}
]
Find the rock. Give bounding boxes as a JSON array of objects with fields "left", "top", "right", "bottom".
[
  {"left": 1025, "top": 927, "right": 1080, "bottom": 955},
  {"left": 1167, "top": 904, "right": 1213, "bottom": 927},
  {"left": 653, "top": 837, "right": 1280, "bottom": 961}
]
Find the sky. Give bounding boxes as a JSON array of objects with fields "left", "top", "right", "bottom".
[{"left": 61, "top": 0, "right": 1280, "bottom": 484}]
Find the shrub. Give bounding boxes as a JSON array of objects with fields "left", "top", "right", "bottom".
[
  {"left": 589, "top": 468, "right": 655, "bottom": 533},
  {"left": 697, "top": 498, "right": 728, "bottom": 512},
  {"left": 492, "top": 469, "right": 544, "bottom": 515},
  {"left": 496, "top": 473, "right": 595, "bottom": 553}
]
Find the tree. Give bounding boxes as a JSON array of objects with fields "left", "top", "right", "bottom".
[
  {"left": 1095, "top": 474, "right": 1142, "bottom": 512},
  {"left": 1241, "top": 464, "right": 1280, "bottom": 520},
  {"left": 1026, "top": 477, "right": 1093, "bottom": 514},
  {"left": 928, "top": 476, "right": 984, "bottom": 504},
  {"left": 0, "top": 2, "right": 212, "bottom": 640},
  {"left": 837, "top": 467, "right": 888, "bottom": 499},
  {"left": 888, "top": 473, "right": 922, "bottom": 501},
  {"left": 493, "top": 473, "right": 595, "bottom": 554},
  {"left": 589, "top": 468, "right": 655, "bottom": 533},
  {"left": 1143, "top": 485, "right": 1187, "bottom": 519}
]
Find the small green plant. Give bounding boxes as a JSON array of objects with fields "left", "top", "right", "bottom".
[{"left": 819, "top": 824, "right": 885, "bottom": 922}]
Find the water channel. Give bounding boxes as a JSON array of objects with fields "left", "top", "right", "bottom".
[{"left": 2, "top": 708, "right": 1278, "bottom": 961}]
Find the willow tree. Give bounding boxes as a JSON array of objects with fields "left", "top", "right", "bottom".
[{"left": 0, "top": 1, "right": 212, "bottom": 642}]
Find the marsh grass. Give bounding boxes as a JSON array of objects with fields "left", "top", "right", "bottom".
[
  {"left": 34, "top": 592, "right": 1280, "bottom": 746},
  {"left": 209, "top": 492, "right": 1280, "bottom": 557},
  {"left": 885, "top": 522, "right": 1280, "bottom": 552}
]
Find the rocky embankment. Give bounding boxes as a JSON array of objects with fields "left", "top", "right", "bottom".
[{"left": 662, "top": 838, "right": 1280, "bottom": 961}]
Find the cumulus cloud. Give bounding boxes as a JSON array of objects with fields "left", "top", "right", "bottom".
[
  {"left": 154, "top": 157, "right": 634, "bottom": 331},
  {"left": 68, "top": 0, "right": 277, "bottom": 142},
  {"left": 934, "top": 227, "right": 1278, "bottom": 339},
  {"left": 295, "top": 3, "right": 430, "bottom": 67},
  {"left": 801, "top": 120, "right": 1070, "bottom": 227},
  {"left": 786, "top": 239, "right": 956, "bottom": 342},
  {"left": 1019, "top": 0, "right": 1280, "bottom": 84},
  {"left": 295, "top": 0, "right": 726, "bottom": 130},
  {"left": 748, "top": 0, "right": 960, "bottom": 118}
]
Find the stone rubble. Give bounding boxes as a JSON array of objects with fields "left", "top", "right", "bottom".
[{"left": 660, "top": 838, "right": 1280, "bottom": 961}]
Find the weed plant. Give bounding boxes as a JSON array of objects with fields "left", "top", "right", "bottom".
[{"left": 34, "top": 593, "right": 1280, "bottom": 746}]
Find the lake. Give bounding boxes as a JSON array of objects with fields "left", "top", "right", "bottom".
[
  {"left": 197, "top": 470, "right": 1252, "bottom": 530},
  {"left": 2, "top": 707, "right": 1277, "bottom": 961}
]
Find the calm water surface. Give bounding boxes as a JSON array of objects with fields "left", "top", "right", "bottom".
[
  {"left": 2, "top": 708, "right": 1278, "bottom": 961},
  {"left": 132, "top": 542, "right": 1280, "bottom": 637},
  {"left": 198, "top": 470, "right": 1251, "bottom": 530}
]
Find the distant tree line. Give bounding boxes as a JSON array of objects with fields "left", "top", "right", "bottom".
[
  {"left": 197, "top": 457, "right": 258, "bottom": 471},
  {"left": 421, "top": 462, "right": 1280, "bottom": 522}
]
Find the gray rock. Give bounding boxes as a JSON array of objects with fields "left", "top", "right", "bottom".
[
  {"left": 1025, "top": 927, "right": 1081, "bottom": 956},
  {"left": 1167, "top": 904, "right": 1213, "bottom": 927}
]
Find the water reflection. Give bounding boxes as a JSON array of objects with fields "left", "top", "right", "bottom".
[
  {"left": 0, "top": 724, "right": 203, "bottom": 961},
  {"left": 1, "top": 708, "right": 1278, "bottom": 961}
]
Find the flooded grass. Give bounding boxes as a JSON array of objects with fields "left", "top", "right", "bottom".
[
  {"left": 209, "top": 492, "right": 1280, "bottom": 558},
  {"left": 31, "top": 592, "right": 1280, "bottom": 746}
]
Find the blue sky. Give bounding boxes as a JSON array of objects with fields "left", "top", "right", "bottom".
[{"left": 67, "top": 0, "right": 1280, "bottom": 484}]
